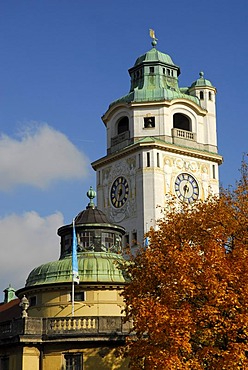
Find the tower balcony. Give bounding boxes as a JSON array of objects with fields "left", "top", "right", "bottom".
[
  {"left": 109, "top": 131, "right": 131, "bottom": 154},
  {"left": 172, "top": 128, "right": 196, "bottom": 141},
  {"left": 172, "top": 128, "right": 197, "bottom": 149}
]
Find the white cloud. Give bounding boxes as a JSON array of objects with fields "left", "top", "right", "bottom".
[
  {"left": 0, "top": 123, "right": 89, "bottom": 191},
  {"left": 0, "top": 211, "right": 64, "bottom": 295}
]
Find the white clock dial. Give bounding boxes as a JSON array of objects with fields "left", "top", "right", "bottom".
[{"left": 175, "top": 173, "right": 199, "bottom": 203}]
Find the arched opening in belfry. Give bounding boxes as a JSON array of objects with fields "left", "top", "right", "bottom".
[
  {"left": 117, "top": 116, "right": 129, "bottom": 135},
  {"left": 173, "top": 113, "right": 191, "bottom": 131}
]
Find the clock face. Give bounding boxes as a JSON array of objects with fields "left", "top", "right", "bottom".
[
  {"left": 175, "top": 173, "right": 199, "bottom": 203},
  {"left": 110, "top": 176, "right": 129, "bottom": 208}
]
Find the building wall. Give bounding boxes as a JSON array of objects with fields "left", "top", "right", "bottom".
[
  {"left": 22, "top": 347, "right": 40, "bottom": 370},
  {"left": 95, "top": 145, "right": 220, "bottom": 244},
  {"left": 43, "top": 345, "right": 129, "bottom": 370},
  {"left": 27, "top": 286, "right": 125, "bottom": 318},
  {"left": 1, "top": 344, "right": 129, "bottom": 370}
]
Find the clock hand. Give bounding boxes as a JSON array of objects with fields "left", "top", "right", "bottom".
[
  {"left": 183, "top": 183, "right": 189, "bottom": 197},
  {"left": 118, "top": 187, "right": 123, "bottom": 197}
]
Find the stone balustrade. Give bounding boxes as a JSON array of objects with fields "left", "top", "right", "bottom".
[
  {"left": 172, "top": 128, "right": 196, "bottom": 141},
  {"left": 0, "top": 316, "right": 132, "bottom": 344}
]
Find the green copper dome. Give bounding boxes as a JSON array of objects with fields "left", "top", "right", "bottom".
[
  {"left": 109, "top": 45, "right": 200, "bottom": 107},
  {"left": 190, "top": 71, "right": 213, "bottom": 88},
  {"left": 26, "top": 252, "right": 126, "bottom": 286},
  {"left": 133, "top": 47, "right": 177, "bottom": 68}
]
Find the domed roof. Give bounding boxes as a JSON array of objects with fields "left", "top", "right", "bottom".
[
  {"left": 190, "top": 71, "right": 213, "bottom": 88},
  {"left": 107, "top": 42, "right": 200, "bottom": 108},
  {"left": 134, "top": 47, "right": 176, "bottom": 67},
  {"left": 63, "top": 185, "right": 116, "bottom": 227},
  {"left": 75, "top": 207, "right": 110, "bottom": 225},
  {"left": 25, "top": 252, "right": 126, "bottom": 287},
  {"left": 58, "top": 187, "right": 125, "bottom": 236}
]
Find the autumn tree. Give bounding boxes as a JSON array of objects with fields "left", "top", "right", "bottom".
[{"left": 122, "top": 159, "right": 248, "bottom": 369}]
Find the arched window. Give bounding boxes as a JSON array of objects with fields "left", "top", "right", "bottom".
[
  {"left": 200, "top": 91, "right": 204, "bottom": 100},
  {"left": 173, "top": 113, "right": 191, "bottom": 131},
  {"left": 117, "top": 116, "right": 129, "bottom": 134}
]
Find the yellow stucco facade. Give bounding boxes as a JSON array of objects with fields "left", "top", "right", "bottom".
[
  {"left": 26, "top": 285, "right": 125, "bottom": 318},
  {"left": 0, "top": 344, "right": 129, "bottom": 370}
]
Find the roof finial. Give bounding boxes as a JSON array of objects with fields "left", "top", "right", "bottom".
[
  {"left": 86, "top": 186, "right": 96, "bottom": 209},
  {"left": 149, "top": 28, "right": 158, "bottom": 48}
]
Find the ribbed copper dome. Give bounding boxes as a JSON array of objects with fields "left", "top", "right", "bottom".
[{"left": 25, "top": 252, "right": 126, "bottom": 287}]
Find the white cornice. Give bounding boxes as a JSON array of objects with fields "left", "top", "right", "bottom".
[{"left": 92, "top": 140, "right": 223, "bottom": 170}]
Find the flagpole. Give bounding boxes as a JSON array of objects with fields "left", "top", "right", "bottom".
[
  {"left": 72, "top": 218, "right": 75, "bottom": 316},
  {"left": 72, "top": 218, "right": 76, "bottom": 316},
  {"left": 71, "top": 217, "right": 80, "bottom": 316},
  {"left": 145, "top": 222, "right": 149, "bottom": 247},
  {"left": 72, "top": 272, "right": 75, "bottom": 316}
]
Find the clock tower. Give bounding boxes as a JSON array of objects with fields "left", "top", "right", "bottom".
[{"left": 92, "top": 37, "right": 222, "bottom": 246}]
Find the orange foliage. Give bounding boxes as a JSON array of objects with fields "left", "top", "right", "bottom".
[{"left": 122, "top": 159, "right": 248, "bottom": 369}]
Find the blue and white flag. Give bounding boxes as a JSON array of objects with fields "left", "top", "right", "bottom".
[{"left": 72, "top": 218, "right": 79, "bottom": 284}]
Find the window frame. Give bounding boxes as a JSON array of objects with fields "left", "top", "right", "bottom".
[
  {"left": 117, "top": 116, "right": 129, "bottom": 135},
  {"left": 173, "top": 113, "right": 192, "bottom": 132},
  {"left": 29, "top": 295, "right": 37, "bottom": 307},
  {"left": 147, "top": 152, "right": 150, "bottom": 167},
  {"left": 144, "top": 116, "right": 155, "bottom": 128},
  {"left": 64, "top": 353, "right": 83, "bottom": 370}
]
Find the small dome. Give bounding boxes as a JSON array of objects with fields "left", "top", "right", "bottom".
[
  {"left": 134, "top": 47, "right": 176, "bottom": 67},
  {"left": 75, "top": 207, "right": 111, "bottom": 225},
  {"left": 191, "top": 71, "right": 213, "bottom": 88},
  {"left": 74, "top": 185, "right": 112, "bottom": 225},
  {"left": 58, "top": 186, "right": 125, "bottom": 235}
]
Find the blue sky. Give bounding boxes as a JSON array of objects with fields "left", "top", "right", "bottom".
[{"left": 0, "top": 0, "right": 247, "bottom": 293}]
